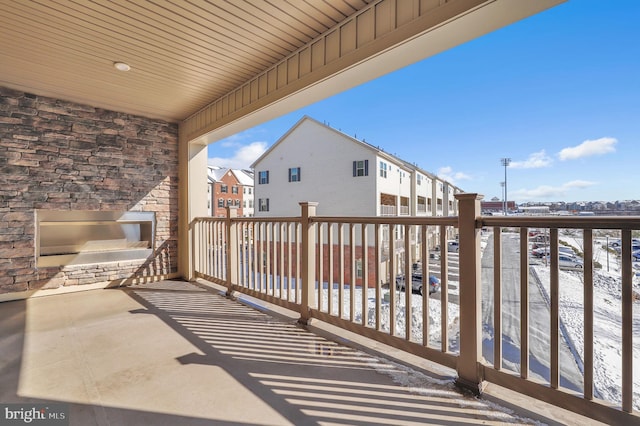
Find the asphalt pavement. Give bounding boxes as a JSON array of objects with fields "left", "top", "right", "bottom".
[{"left": 480, "top": 232, "right": 584, "bottom": 392}]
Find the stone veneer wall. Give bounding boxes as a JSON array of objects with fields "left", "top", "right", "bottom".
[{"left": 0, "top": 87, "right": 179, "bottom": 294}]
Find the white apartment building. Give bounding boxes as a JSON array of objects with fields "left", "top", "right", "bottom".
[
  {"left": 251, "top": 116, "right": 462, "bottom": 218},
  {"left": 237, "top": 169, "right": 255, "bottom": 217}
]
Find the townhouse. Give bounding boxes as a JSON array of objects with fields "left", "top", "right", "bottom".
[
  {"left": 207, "top": 167, "right": 254, "bottom": 217},
  {"left": 250, "top": 116, "right": 463, "bottom": 287},
  {"left": 251, "top": 116, "right": 462, "bottom": 219}
]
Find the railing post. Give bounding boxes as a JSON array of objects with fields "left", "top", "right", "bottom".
[
  {"left": 455, "top": 193, "right": 486, "bottom": 395},
  {"left": 299, "top": 202, "right": 318, "bottom": 325},
  {"left": 190, "top": 219, "right": 197, "bottom": 280},
  {"left": 225, "top": 206, "right": 239, "bottom": 298}
]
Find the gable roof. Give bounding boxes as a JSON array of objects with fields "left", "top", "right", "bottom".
[
  {"left": 233, "top": 169, "right": 254, "bottom": 186},
  {"left": 208, "top": 167, "right": 229, "bottom": 182},
  {"left": 208, "top": 166, "right": 255, "bottom": 186}
]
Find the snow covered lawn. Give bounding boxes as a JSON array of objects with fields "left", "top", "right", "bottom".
[{"left": 533, "top": 233, "right": 640, "bottom": 411}]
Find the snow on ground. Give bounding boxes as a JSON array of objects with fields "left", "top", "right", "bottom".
[
  {"left": 313, "top": 230, "right": 639, "bottom": 412},
  {"left": 319, "top": 284, "right": 460, "bottom": 350},
  {"left": 533, "top": 231, "right": 640, "bottom": 411}
]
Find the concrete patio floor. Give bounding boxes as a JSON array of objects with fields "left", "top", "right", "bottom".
[{"left": 0, "top": 279, "right": 603, "bottom": 425}]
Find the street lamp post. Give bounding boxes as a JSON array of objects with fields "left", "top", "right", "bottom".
[
  {"left": 501, "top": 158, "right": 511, "bottom": 215},
  {"left": 500, "top": 181, "right": 505, "bottom": 214}
]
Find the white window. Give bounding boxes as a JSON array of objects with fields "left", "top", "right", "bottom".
[
  {"left": 288, "top": 167, "right": 301, "bottom": 182},
  {"left": 259, "top": 198, "right": 269, "bottom": 212},
  {"left": 379, "top": 162, "right": 387, "bottom": 178},
  {"left": 353, "top": 160, "right": 368, "bottom": 177}
]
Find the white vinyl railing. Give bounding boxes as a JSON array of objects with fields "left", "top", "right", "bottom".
[{"left": 191, "top": 194, "right": 640, "bottom": 424}]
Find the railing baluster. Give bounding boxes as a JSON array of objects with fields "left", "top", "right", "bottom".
[
  {"left": 389, "top": 223, "right": 396, "bottom": 337},
  {"left": 271, "top": 222, "right": 277, "bottom": 297},
  {"left": 237, "top": 222, "right": 243, "bottom": 287},
  {"left": 271, "top": 222, "right": 277, "bottom": 296},
  {"left": 362, "top": 223, "right": 369, "bottom": 327},
  {"left": 404, "top": 223, "right": 412, "bottom": 341},
  {"left": 259, "top": 223, "right": 265, "bottom": 293},
  {"left": 286, "top": 222, "right": 292, "bottom": 300},
  {"left": 213, "top": 221, "right": 218, "bottom": 278},
  {"left": 621, "top": 229, "right": 633, "bottom": 413},
  {"left": 350, "top": 223, "right": 356, "bottom": 322},
  {"left": 214, "top": 221, "right": 218, "bottom": 278},
  {"left": 550, "top": 228, "right": 560, "bottom": 389},
  {"left": 212, "top": 221, "right": 218, "bottom": 278},
  {"left": 328, "top": 223, "right": 334, "bottom": 315},
  {"left": 439, "top": 225, "right": 448, "bottom": 351},
  {"left": 267, "top": 223, "right": 273, "bottom": 296},
  {"left": 279, "top": 222, "right": 285, "bottom": 299},
  {"left": 520, "top": 228, "right": 530, "bottom": 380},
  {"left": 193, "top": 220, "right": 200, "bottom": 276},
  {"left": 375, "top": 223, "right": 381, "bottom": 331},
  {"left": 421, "top": 224, "right": 429, "bottom": 346},
  {"left": 584, "top": 229, "right": 594, "bottom": 400},
  {"left": 317, "top": 222, "right": 324, "bottom": 310},
  {"left": 252, "top": 222, "right": 258, "bottom": 291},
  {"left": 493, "top": 226, "right": 502, "bottom": 370},
  {"left": 298, "top": 222, "right": 303, "bottom": 303},
  {"left": 200, "top": 221, "right": 206, "bottom": 276},
  {"left": 339, "top": 222, "right": 345, "bottom": 319}
]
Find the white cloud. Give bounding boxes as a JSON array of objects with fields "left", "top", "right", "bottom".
[
  {"left": 437, "top": 166, "right": 471, "bottom": 184},
  {"left": 558, "top": 137, "right": 617, "bottom": 161},
  {"left": 563, "top": 179, "right": 595, "bottom": 189},
  {"left": 208, "top": 141, "right": 268, "bottom": 169},
  {"left": 510, "top": 150, "right": 553, "bottom": 169},
  {"left": 511, "top": 180, "right": 597, "bottom": 201}
]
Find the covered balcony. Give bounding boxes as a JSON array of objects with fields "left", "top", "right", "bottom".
[
  {"left": 2, "top": 0, "right": 637, "bottom": 424},
  {"left": 191, "top": 198, "right": 640, "bottom": 424}
]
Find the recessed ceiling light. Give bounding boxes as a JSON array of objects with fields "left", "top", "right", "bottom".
[{"left": 113, "top": 62, "right": 131, "bottom": 72}]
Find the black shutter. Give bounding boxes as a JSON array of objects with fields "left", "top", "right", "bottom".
[
  {"left": 364, "top": 160, "right": 369, "bottom": 176},
  {"left": 353, "top": 161, "right": 357, "bottom": 177},
  {"left": 298, "top": 168, "right": 301, "bottom": 181},
  {"left": 266, "top": 170, "right": 269, "bottom": 184},
  {"left": 288, "top": 168, "right": 292, "bottom": 182}
]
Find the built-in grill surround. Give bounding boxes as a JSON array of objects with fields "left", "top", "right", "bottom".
[{"left": 36, "top": 210, "right": 156, "bottom": 267}]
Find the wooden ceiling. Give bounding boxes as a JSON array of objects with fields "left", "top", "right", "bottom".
[
  {"left": 0, "top": 0, "right": 374, "bottom": 122},
  {"left": 0, "top": 0, "right": 565, "bottom": 130}
]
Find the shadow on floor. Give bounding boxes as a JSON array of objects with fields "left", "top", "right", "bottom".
[{"left": 0, "top": 279, "right": 566, "bottom": 425}]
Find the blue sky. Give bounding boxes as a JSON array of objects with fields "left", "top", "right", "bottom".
[{"left": 208, "top": 0, "right": 639, "bottom": 203}]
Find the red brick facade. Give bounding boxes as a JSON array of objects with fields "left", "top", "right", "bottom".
[
  {"left": 211, "top": 170, "right": 244, "bottom": 217},
  {"left": 256, "top": 243, "right": 380, "bottom": 288}
]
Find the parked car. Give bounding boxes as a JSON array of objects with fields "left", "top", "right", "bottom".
[
  {"left": 530, "top": 234, "right": 550, "bottom": 243},
  {"left": 609, "top": 238, "right": 640, "bottom": 248},
  {"left": 447, "top": 240, "right": 459, "bottom": 253},
  {"left": 612, "top": 243, "right": 640, "bottom": 254},
  {"left": 396, "top": 273, "right": 440, "bottom": 295},
  {"left": 545, "top": 254, "right": 583, "bottom": 269},
  {"left": 531, "top": 246, "right": 575, "bottom": 258},
  {"left": 633, "top": 250, "right": 640, "bottom": 261}
]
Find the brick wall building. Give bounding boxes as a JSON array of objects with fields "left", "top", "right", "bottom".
[{"left": 209, "top": 167, "right": 244, "bottom": 217}]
